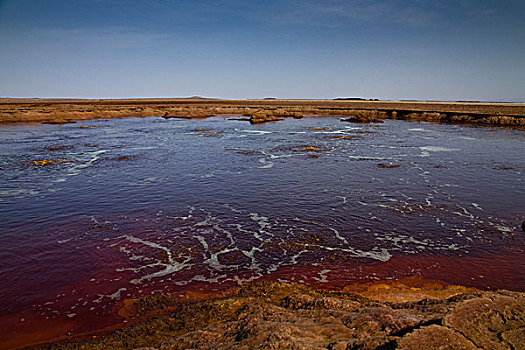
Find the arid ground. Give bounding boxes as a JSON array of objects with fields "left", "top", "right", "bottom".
[{"left": 1, "top": 98, "right": 524, "bottom": 126}]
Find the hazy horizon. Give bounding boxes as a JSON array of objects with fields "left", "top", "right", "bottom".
[
  {"left": 1, "top": 96, "right": 524, "bottom": 104},
  {"left": 1, "top": 1, "right": 524, "bottom": 102}
]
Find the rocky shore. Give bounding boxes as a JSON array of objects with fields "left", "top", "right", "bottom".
[
  {"left": 34, "top": 280, "right": 524, "bottom": 350},
  {"left": 1, "top": 98, "right": 524, "bottom": 126}
]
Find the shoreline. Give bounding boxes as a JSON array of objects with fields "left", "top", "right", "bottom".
[
  {"left": 20, "top": 278, "right": 524, "bottom": 350},
  {"left": 5, "top": 249, "right": 524, "bottom": 349},
  {"left": 1, "top": 98, "right": 525, "bottom": 126}
]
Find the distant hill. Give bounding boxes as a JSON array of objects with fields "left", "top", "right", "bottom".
[{"left": 334, "top": 97, "right": 379, "bottom": 101}]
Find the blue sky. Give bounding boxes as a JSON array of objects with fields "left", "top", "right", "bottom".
[{"left": 0, "top": 0, "right": 524, "bottom": 101}]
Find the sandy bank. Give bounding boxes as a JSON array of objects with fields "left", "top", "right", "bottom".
[
  {"left": 24, "top": 279, "right": 524, "bottom": 350},
  {"left": 1, "top": 98, "right": 524, "bottom": 126}
]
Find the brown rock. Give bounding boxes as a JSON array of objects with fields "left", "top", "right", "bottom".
[
  {"left": 281, "top": 294, "right": 361, "bottom": 311},
  {"left": 398, "top": 324, "right": 477, "bottom": 350},
  {"left": 341, "top": 110, "right": 387, "bottom": 123},
  {"left": 500, "top": 327, "right": 525, "bottom": 350},
  {"left": 342, "top": 116, "right": 370, "bottom": 123},
  {"left": 39, "top": 282, "right": 525, "bottom": 350},
  {"left": 344, "top": 336, "right": 397, "bottom": 350},
  {"left": 329, "top": 135, "right": 359, "bottom": 140},
  {"left": 443, "top": 294, "right": 525, "bottom": 349},
  {"left": 378, "top": 163, "right": 400, "bottom": 168}
]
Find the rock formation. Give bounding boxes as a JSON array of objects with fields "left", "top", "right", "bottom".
[{"left": 44, "top": 281, "right": 525, "bottom": 350}]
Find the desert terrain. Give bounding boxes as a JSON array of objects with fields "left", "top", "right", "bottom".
[{"left": 1, "top": 98, "right": 524, "bottom": 126}]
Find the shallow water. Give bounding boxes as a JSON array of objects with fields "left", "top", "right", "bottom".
[{"left": 0, "top": 116, "right": 524, "bottom": 343}]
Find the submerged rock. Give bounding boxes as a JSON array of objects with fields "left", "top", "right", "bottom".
[
  {"left": 378, "top": 163, "right": 400, "bottom": 169},
  {"left": 328, "top": 135, "right": 359, "bottom": 140},
  {"left": 31, "top": 158, "right": 72, "bottom": 166},
  {"left": 32, "top": 159, "right": 51, "bottom": 166},
  {"left": 45, "top": 146, "right": 74, "bottom": 151}
]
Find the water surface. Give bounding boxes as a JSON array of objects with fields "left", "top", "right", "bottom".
[{"left": 0, "top": 116, "right": 523, "bottom": 343}]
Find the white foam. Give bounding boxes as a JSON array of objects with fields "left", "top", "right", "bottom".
[
  {"left": 260, "top": 151, "right": 292, "bottom": 159},
  {"left": 108, "top": 288, "right": 126, "bottom": 300},
  {"left": 242, "top": 246, "right": 263, "bottom": 271},
  {"left": 123, "top": 235, "right": 193, "bottom": 284},
  {"left": 53, "top": 149, "right": 107, "bottom": 183},
  {"left": 238, "top": 129, "right": 272, "bottom": 135},
  {"left": 409, "top": 128, "right": 431, "bottom": 132},
  {"left": 419, "top": 146, "right": 460, "bottom": 152},
  {"left": 322, "top": 245, "right": 392, "bottom": 262},
  {"left": 312, "top": 269, "right": 331, "bottom": 283},
  {"left": 494, "top": 225, "right": 513, "bottom": 233},
  {"left": 0, "top": 188, "right": 39, "bottom": 198},
  {"left": 235, "top": 273, "right": 264, "bottom": 285},
  {"left": 258, "top": 158, "right": 274, "bottom": 168},
  {"left": 319, "top": 130, "right": 348, "bottom": 134},
  {"left": 235, "top": 223, "right": 263, "bottom": 241},
  {"left": 250, "top": 212, "right": 274, "bottom": 237}
]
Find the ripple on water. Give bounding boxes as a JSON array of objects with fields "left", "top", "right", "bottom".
[{"left": 0, "top": 116, "right": 524, "bottom": 345}]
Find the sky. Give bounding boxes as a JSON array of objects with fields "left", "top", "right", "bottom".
[{"left": 0, "top": 0, "right": 524, "bottom": 101}]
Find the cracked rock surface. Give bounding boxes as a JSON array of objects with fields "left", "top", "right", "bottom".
[{"left": 42, "top": 282, "right": 524, "bottom": 350}]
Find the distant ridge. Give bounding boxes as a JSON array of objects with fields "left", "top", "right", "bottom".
[
  {"left": 188, "top": 96, "right": 217, "bottom": 100},
  {"left": 334, "top": 97, "right": 379, "bottom": 101}
]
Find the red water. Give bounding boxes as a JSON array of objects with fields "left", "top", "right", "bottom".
[
  {"left": 1, "top": 117, "right": 524, "bottom": 349},
  {"left": 1, "top": 248, "right": 523, "bottom": 349}
]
